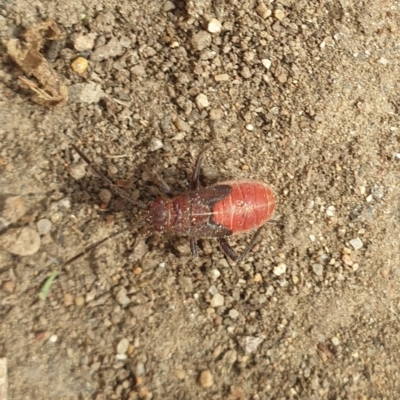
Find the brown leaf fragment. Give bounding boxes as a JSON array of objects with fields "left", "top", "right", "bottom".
[{"left": 6, "top": 19, "right": 68, "bottom": 106}]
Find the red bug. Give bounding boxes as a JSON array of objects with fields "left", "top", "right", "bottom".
[{"left": 68, "top": 145, "right": 276, "bottom": 263}]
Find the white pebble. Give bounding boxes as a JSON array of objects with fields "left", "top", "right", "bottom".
[
  {"left": 366, "top": 194, "right": 373, "bottom": 203},
  {"left": 211, "top": 293, "right": 224, "bottom": 307},
  {"left": 331, "top": 337, "right": 340, "bottom": 346},
  {"left": 312, "top": 263, "right": 324, "bottom": 276},
  {"left": 195, "top": 93, "right": 210, "bottom": 109},
  {"left": 349, "top": 237, "right": 363, "bottom": 250},
  {"left": 207, "top": 18, "right": 222, "bottom": 34},
  {"left": 117, "top": 338, "right": 129, "bottom": 354},
  {"left": 378, "top": 57, "right": 388, "bottom": 65},
  {"left": 211, "top": 269, "right": 221, "bottom": 280},
  {"left": 326, "top": 205, "right": 335, "bottom": 217},
  {"left": 262, "top": 59, "right": 271, "bottom": 69},
  {"left": 69, "top": 163, "right": 86, "bottom": 180},
  {"left": 245, "top": 124, "right": 254, "bottom": 131},
  {"left": 149, "top": 137, "right": 164, "bottom": 151},
  {"left": 208, "top": 285, "right": 218, "bottom": 295},
  {"left": 116, "top": 353, "right": 127, "bottom": 361},
  {"left": 273, "top": 263, "right": 286, "bottom": 276},
  {"left": 49, "top": 334, "right": 58, "bottom": 343},
  {"left": 229, "top": 309, "right": 239, "bottom": 319},
  {"left": 37, "top": 219, "right": 52, "bottom": 235},
  {"left": 309, "top": 234, "right": 316, "bottom": 242}
]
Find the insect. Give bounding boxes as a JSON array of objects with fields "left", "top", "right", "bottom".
[{"left": 68, "top": 145, "right": 276, "bottom": 264}]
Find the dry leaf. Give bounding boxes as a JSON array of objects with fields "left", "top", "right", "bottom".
[{"left": 6, "top": 19, "right": 68, "bottom": 106}]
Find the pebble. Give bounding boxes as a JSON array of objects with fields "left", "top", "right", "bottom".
[
  {"left": 245, "top": 124, "right": 254, "bottom": 131},
  {"left": 210, "top": 269, "right": 221, "bottom": 280},
  {"left": 331, "top": 337, "right": 340, "bottom": 346},
  {"left": 262, "top": 59, "right": 271, "bottom": 69},
  {"left": 136, "top": 362, "right": 145, "bottom": 376},
  {"left": 254, "top": 273, "right": 263, "bottom": 282},
  {"left": 116, "top": 288, "right": 131, "bottom": 306},
  {"left": 175, "top": 369, "right": 186, "bottom": 380},
  {"left": 75, "top": 296, "right": 85, "bottom": 307},
  {"left": 312, "top": 263, "right": 324, "bottom": 276},
  {"left": 64, "top": 293, "right": 73, "bottom": 307},
  {"left": 131, "top": 64, "right": 146, "bottom": 76},
  {"left": 207, "top": 18, "right": 222, "bottom": 34},
  {"left": 149, "top": 138, "right": 164, "bottom": 151},
  {"left": 342, "top": 254, "right": 353, "bottom": 266},
  {"left": 274, "top": 9, "right": 285, "bottom": 20},
  {"left": 229, "top": 309, "right": 239, "bottom": 319},
  {"left": 49, "top": 334, "right": 58, "bottom": 343},
  {"left": 241, "top": 66, "right": 252, "bottom": 79},
  {"left": 349, "top": 237, "right": 363, "bottom": 250},
  {"left": 37, "top": 219, "right": 52, "bottom": 235},
  {"left": 99, "top": 189, "right": 112, "bottom": 204},
  {"left": 91, "top": 37, "right": 123, "bottom": 61},
  {"left": 326, "top": 206, "right": 335, "bottom": 217},
  {"left": 73, "top": 34, "right": 95, "bottom": 51},
  {"left": 210, "top": 108, "right": 223, "bottom": 120},
  {"left": 71, "top": 57, "right": 88, "bottom": 74},
  {"left": 273, "top": 263, "right": 287, "bottom": 276},
  {"left": 174, "top": 118, "right": 190, "bottom": 132},
  {"left": 1, "top": 196, "right": 26, "bottom": 225},
  {"left": 73, "top": 82, "right": 105, "bottom": 104},
  {"left": 208, "top": 285, "right": 218, "bottom": 295},
  {"left": 69, "top": 163, "right": 87, "bottom": 180},
  {"left": 1, "top": 281, "right": 15, "bottom": 294},
  {"left": 199, "top": 370, "right": 213, "bottom": 388},
  {"left": 191, "top": 31, "right": 212, "bottom": 51},
  {"left": 195, "top": 93, "right": 209, "bottom": 109},
  {"left": 164, "top": 0, "right": 175, "bottom": 11},
  {"left": 211, "top": 293, "right": 224, "bottom": 307},
  {"left": 117, "top": 338, "right": 129, "bottom": 354},
  {"left": 242, "top": 336, "right": 264, "bottom": 354},
  {"left": 214, "top": 73, "right": 230, "bottom": 82},
  {"left": 256, "top": 2, "right": 272, "bottom": 19},
  {"left": 0, "top": 227, "right": 40, "bottom": 256}
]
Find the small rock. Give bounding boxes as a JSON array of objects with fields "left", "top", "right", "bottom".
[
  {"left": 211, "top": 293, "right": 224, "bottom": 307},
  {"left": 349, "top": 237, "right": 363, "bottom": 250},
  {"left": 273, "top": 263, "right": 286, "bottom": 276},
  {"left": 164, "top": 1, "right": 176, "bottom": 11},
  {"left": 130, "top": 64, "right": 146, "bottom": 76},
  {"left": 210, "top": 269, "right": 221, "bottom": 280},
  {"left": 378, "top": 57, "right": 388, "bottom": 65},
  {"left": 207, "top": 18, "right": 222, "bottom": 34},
  {"left": 1, "top": 281, "right": 15, "bottom": 294},
  {"left": 214, "top": 73, "right": 230, "bottom": 82},
  {"left": 149, "top": 138, "right": 164, "bottom": 152},
  {"left": 199, "top": 370, "right": 213, "bottom": 388},
  {"left": 72, "top": 82, "right": 105, "bottom": 104},
  {"left": 209, "top": 108, "right": 223, "bottom": 120},
  {"left": 208, "top": 285, "right": 218, "bottom": 295},
  {"left": 74, "top": 34, "right": 95, "bottom": 51},
  {"left": 174, "top": 118, "right": 190, "bottom": 132},
  {"left": 256, "top": 2, "right": 272, "bottom": 19},
  {"left": 175, "top": 369, "right": 186, "bottom": 380},
  {"left": 262, "top": 59, "right": 271, "bottom": 69},
  {"left": 312, "top": 263, "right": 324, "bottom": 276},
  {"left": 37, "top": 219, "right": 52, "bottom": 235},
  {"left": 71, "top": 57, "right": 88, "bottom": 74},
  {"left": 64, "top": 293, "right": 73, "bottom": 307},
  {"left": 116, "top": 288, "right": 131, "bottom": 306},
  {"left": 75, "top": 296, "right": 85, "bottom": 307},
  {"left": 91, "top": 37, "right": 123, "bottom": 61},
  {"left": 117, "top": 338, "right": 129, "bottom": 354},
  {"left": 245, "top": 124, "right": 254, "bottom": 131},
  {"left": 99, "top": 189, "right": 112, "bottom": 204},
  {"left": 229, "top": 309, "right": 239, "bottom": 319},
  {"left": 342, "top": 254, "right": 353, "bottom": 266},
  {"left": 254, "top": 273, "right": 263, "bottom": 282},
  {"left": 195, "top": 93, "right": 209, "bottom": 109},
  {"left": 1, "top": 196, "right": 26, "bottom": 225},
  {"left": 274, "top": 9, "right": 285, "bottom": 20},
  {"left": 49, "top": 334, "right": 58, "bottom": 343},
  {"left": 331, "top": 337, "right": 340, "bottom": 346},
  {"left": 191, "top": 31, "right": 212, "bottom": 51},
  {"left": 241, "top": 336, "right": 265, "bottom": 354},
  {"left": 241, "top": 66, "right": 252, "bottom": 79},
  {"left": 0, "top": 227, "right": 40, "bottom": 256},
  {"left": 326, "top": 205, "right": 335, "bottom": 217},
  {"left": 69, "top": 163, "right": 86, "bottom": 180},
  {"left": 136, "top": 362, "right": 145, "bottom": 376}
]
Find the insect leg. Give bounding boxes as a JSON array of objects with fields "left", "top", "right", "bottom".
[
  {"left": 153, "top": 175, "right": 174, "bottom": 198},
  {"left": 190, "top": 237, "right": 198, "bottom": 258},
  {"left": 190, "top": 144, "right": 212, "bottom": 190},
  {"left": 218, "top": 227, "right": 264, "bottom": 263}
]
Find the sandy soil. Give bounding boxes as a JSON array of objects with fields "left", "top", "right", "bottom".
[{"left": 1, "top": 0, "right": 400, "bottom": 399}]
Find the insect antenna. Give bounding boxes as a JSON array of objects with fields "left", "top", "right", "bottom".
[
  {"left": 63, "top": 229, "right": 127, "bottom": 267},
  {"left": 71, "top": 144, "right": 145, "bottom": 208}
]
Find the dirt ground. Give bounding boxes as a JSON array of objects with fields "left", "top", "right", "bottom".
[{"left": 1, "top": 0, "right": 400, "bottom": 399}]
